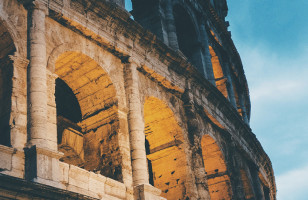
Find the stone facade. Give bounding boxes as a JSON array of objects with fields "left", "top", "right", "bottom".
[{"left": 0, "top": 0, "right": 276, "bottom": 199}]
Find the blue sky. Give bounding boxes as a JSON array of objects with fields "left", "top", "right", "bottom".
[
  {"left": 227, "top": 1, "right": 308, "bottom": 199},
  {"left": 125, "top": 1, "right": 308, "bottom": 199}
]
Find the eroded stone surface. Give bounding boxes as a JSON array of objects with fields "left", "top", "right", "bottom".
[{"left": 0, "top": 0, "right": 276, "bottom": 199}]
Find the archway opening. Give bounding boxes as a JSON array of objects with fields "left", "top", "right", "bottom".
[
  {"left": 0, "top": 20, "right": 15, "bottom": 146},
  {"left": 173, "top": 5, "right": 204, "bottom": 74},
  {"left": 55, "top": 51, "right": 122, "bottom": 181},
  {"left": 56, "top": 77, "right": 83, "bottom": 167},
  {"left": 240, "top": 169, "right": 254, "bottom": 200},
  {"left": 209, "top": 46, "right": 228, "bottom": 98},
  {"left": 201, "top": 135, "right": 232, "bottom": 199},
  {"left": 144, "top": 97, "right": 188, "bottom": 199},
  {"left": 259, "top": 173, "right": 271, "bottom": 200}
]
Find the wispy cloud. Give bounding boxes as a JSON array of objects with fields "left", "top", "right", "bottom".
[
  {"left": 238, "top": 44, "right": 308, "bottom": 104},
  {"left": 276, "top": 163, "right": 308, "bottom": 200},
  {"left": 234, "top": 40, "right": 308, "bottom": 176}
]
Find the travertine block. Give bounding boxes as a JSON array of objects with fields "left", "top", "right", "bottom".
[
  {"left": 105, "top": 177, "right": 126, "bottom": 199},
  {"left": 0, "top": 145, "right": 13, "bottom": 171},
  {"left": 59, "top": 161, "right": 69, "bottom": 184},
  {"left": 68, "top": 165, "right": 89, "bottom": 188},
  {"left": 89, "top": 172, "right": 106, "bottom": 194}
]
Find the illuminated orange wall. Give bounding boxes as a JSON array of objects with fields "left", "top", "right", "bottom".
[
  {"left": 144, "top": 97, "right": 188, "bottom": 199},
  {"left": 201, "top": 135, "right": 232, "bottom": 200},
  {"left": 209, "top": 46, "right": 228, "bottom": 98}
]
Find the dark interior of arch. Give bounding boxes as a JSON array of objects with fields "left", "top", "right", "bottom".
[
  {"left": 55, "top": 78, "right": 84, "bottom": 167},
  {"left": 173, "top": 5, "right": 204, "bottom": 74},
  {"left": 0, "top": 20, "right": 15, "bottom": 146},
  {"left": 145, "top": 138, "right": 154, "bottom": 185},
  {"left": 55, "top": 78, "right": 82, "bottom": 124}
]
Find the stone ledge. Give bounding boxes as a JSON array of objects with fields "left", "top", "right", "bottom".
[
  {"left": 134, "top": 184, "right": 165, "bottom": 200},
  {"left": 0, "top": 145, "right": 14, "bottom": 171},
  {"left": 0, "top": 174, "right": 98, "bottom": 199}
]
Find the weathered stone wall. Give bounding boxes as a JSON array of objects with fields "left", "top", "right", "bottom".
[{"left": 0, "top": 0, "right": 276, "bottom": 199}]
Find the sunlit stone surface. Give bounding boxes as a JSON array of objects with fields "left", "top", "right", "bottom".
[{"left": 0, "top": 0, "right": 276, "bottom": 199}]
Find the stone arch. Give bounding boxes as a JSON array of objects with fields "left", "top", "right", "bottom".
[
  {"left": 47, "top": 42, "right": 125, "bottom": 108},
  {"left": 240, "top": 169, "right": 254, "bottom": 199},
  {"left": 144, "top": 96, "right": 189, "bottom": 199},
  {"left": 0, "top": 12, "right": 26, "bottom": 58},
  {"left": 173, "top": 4, "right": 205, "bottom": 74},
  {"left": 0, "top": 19, "right": 16, "bottom": 146},
  {"left": 209, "top": 45, "right": 229, "bottom": 98},
  {"left": 54, "top": 51, "right": 123, "bottom": 181},
  {"left": 201, "top": 134, "right": 232, "bottom": 200}
]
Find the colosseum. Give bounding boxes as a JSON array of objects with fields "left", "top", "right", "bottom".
[{"left": 0, "top": 0, "right": 276, "bottom": 199}]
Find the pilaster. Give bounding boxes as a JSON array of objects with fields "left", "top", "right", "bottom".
[
  {"left": 124, "top": 60, "right": 149, "bottom": 186},
  {"left": 124, "top": 60, "right": 164, "bottom": 200},
  {"left": 164, "top": 0, "right": 179, "bottom": 50},
  {"left": 9, "top": 53, "right": 29, "bottom": 150},
  {"left": 25, "top": 0, "right": 57, "bottom": 150},
  {"left": 182, "top": 88, "right": 211, "bottom": 199},
  {"left": 23, "top": 0, "right": 63, "bottom": 188},
  {"left": 224, "top": 64, "right": 237, "bottom": 109},
  {"left": 199, "top": 21, "right": 216, "bottom": 85},
  {"left": 239, "top": 93, "right": 249, "bottom": 124},
  {"left": 249, "top": 165, "right": 266, "bottom": 200}
]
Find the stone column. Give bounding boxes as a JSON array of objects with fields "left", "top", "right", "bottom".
[
  {"left": 199, "top": 21, "right": 216, "bottom": 85},
  {"left": 182, "top": 88, "right": 210, "bottom": 200},
  {"left": 249, "top": 165, "right": 265, "bottom": 200},
  {"left": 192, "top": 142, "right": 211, "bottom": 200},
  {"left": 26, "top": 0, "right": 57, "bottom": 151},
  {"left": 239, "top": 93, "right": 249, "bottom": 124},
  {"left": 24, "top": 0, "right": 62, "bottom": 187},
  {"left": 165, "top": 0, "right": 179, "bottom": 50},
  {"left": 223, "top": 64, "right": 237, "bottom": 108},
  {"left": 124, "top": 61, "right": 149, "bottom": 185},
  {"left": 124, "top": 60, "right": 164, "bottom": 199},
  {"left": 9, "top": 53, "right": 29, "bottom": 149},
  {"left": 231, "top": 151, "right": 248, "bottom": 200}
]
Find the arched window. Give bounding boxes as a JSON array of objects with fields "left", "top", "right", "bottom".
[
  {"left": 55, "top": 52, "right": 121, "bottom": 181},
  {"left": 201, "top": 135, "right": 232, "bottom": 199},
  {"left": 56, "top": 78, "right": 83, "bottom": 167},
  {"left": 209, "top": 46, "right": 229, "bottom": 98},
  {"left": 240, "top": 169, "right": 254, "bottom": 199},
  {"left": 173, "top": 5, "right": 204, "bottom": 74},
  {"left": 144, "top": 97, "right": 188, "bottom": 199},
  {"left": 0, "top": 20, "right": 15, "bottom": 147}
]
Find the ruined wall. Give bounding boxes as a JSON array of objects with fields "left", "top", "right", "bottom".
[{"left": 0, "top": 0, "right": 276, "bottom": 200}]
